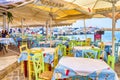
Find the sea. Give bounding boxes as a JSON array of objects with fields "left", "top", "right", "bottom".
[{"left": 64, "top": 31, "right": 120, "bottom": 42}]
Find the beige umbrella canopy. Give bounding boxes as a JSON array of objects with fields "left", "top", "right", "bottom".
[
  {"left": 0, "top": 2, "right": 77, "bottom": 27},
  {"left": 0, "top": 0, "right": 90, "bottom": 27},
  {"left": 63, "top": 0, "right": 120, "bottom": 56},
  {"left": 0, "top": 0, "right": 96, "bottom": 28}
]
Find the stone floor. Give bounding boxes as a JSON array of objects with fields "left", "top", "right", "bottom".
[
  {"left": 1, "top": 67, "right": 25, "bottom": 80},
  {"left": 115, "top": 62, "right": 120, "bottom": 78},
  {"left": 1, "top": 61, "right": 120, "bottom": 80}
]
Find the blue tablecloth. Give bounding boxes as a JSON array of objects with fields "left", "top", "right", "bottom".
[
  {"left": 73, "top": 48, "right": 108, "bottom": 61},
  {"left": 18, "top": 51, "right": 54, "bottom": 67},
  {"left": 0, "top": 38, "right": 16, "bottom": 45}
]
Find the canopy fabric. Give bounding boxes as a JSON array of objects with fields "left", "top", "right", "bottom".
[
  {"left": 0, "top": 0, "right": 89, "bottom": 27},
  {"left": 0, "top": 4, "right": 76, "bottom": 27},
  {"left": 63, "top": 0, "right": 120, "bottom": 15},
  {"left": 63, "top": 0, "right": 120, "bottom": 56}
]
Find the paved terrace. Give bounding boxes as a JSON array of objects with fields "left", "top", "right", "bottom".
[{"left": 0, "top": 48, "right": 120, "bottom": 80}]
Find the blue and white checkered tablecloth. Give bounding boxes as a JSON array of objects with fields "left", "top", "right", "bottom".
[{"left": 0, "top": 38, "right": 16, "bottom": 45}]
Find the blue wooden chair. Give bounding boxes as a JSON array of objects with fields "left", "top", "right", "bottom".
[
  {"left": 82, "top": 49, "right": 98, "bottom": 59},
  {"left": 114, "top": 43, "right": 120, "bottom": 62}
]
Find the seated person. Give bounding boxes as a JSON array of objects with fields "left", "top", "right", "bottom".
[
  {"left": 2, "top": 30, "right": 6, "bottom": 38},
  {"left": 5, "top": 30, "right": 9, "bottom": 38}
]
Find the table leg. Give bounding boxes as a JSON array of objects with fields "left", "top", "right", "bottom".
[{"left": 24, "top": 61, "right": 28, "bottom": 77}]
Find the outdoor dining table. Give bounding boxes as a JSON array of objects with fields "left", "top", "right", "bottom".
[
  {"left": 39, "top": 41, "right": 53, "bottom": 47},
  {"left": 73, "top": 46, "right": 94, "bottom": 57},
  {"left": 18, "top": 47, "right": 55, "bottom": 77},
  {"left": 52, "top": 56, "right": 119, "bottom": 80},
  {"left": 0, "top": 38, "right": 16, "bottom": 45},
  {"left": 73, "top": 46, "right": 107, "bottom": 61}
]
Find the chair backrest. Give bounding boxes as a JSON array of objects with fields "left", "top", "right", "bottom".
[
  {"left": 61, "top": 45, "right": 66, "bottom": 56},
  {"left": 91, "top": 48, "right": 101, "bottom": 59},
  {"left": 69, "top": 41, "right": 75, "bottom": 47},
  {"left": 82, "top": 49, "right": 97, "bottom": 59},
  {"left": 54, "top": 46, "right": 59, "bottom": 68},
  {"left": 58, "top": 44, "right": 66, "bottom": 56},
  {"left": 107, "top": 55, "right": 115, "bottom": 69},
  {"left": 19, "top": 44, "right": 28, "bottom": 53},
  {"left": 100, "top": 42, "right": 105, "bottom": 50},
  {"left": 32, "top": 53, "right": 44, "bottom": 80},
  {"left": 86, "top": 38, "right": 91, "bottom": 46}
]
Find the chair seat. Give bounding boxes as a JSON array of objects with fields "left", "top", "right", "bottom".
[{"left": 39, "top": 71, "right": 53, "bottom": 80}]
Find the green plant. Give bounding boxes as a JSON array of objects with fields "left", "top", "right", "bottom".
[
  {"left": 2, "top": 12, "right": 13, "bottom": 23},
  {"left": 7, "top": 12, "right": 13, "bottom": 23}
]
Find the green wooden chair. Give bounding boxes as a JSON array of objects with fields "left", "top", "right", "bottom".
[
  {"left": 91, "top": 48, "right": 101, "bottom": 59},
  {"left": 107, "top": 55, "right": 115, "bottom": 69},
  {"left": 82, "top": 50, "right": 98, "bottom": 59},
  {"left": 32, "top": 53, "right": 53, "bottom": 80}
]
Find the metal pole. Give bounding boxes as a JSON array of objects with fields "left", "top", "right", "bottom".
[
  {"left": 84, "top": 18, "right": 87, "bottom": 39},
  {"left": 21, "top": 18, "right": 24, "bottom": 36},
  {"left": 3, "top": 14, "right": 7, "bottom": 30},
  {"left": 112, "top": 2, "right": 116, "bottom": 56},
  {"left": 49, "top": 17, "right": 52, "bottom": 48},
  {"left": 21, "top": 18, "right": 24, "bottom": 45},
  {"left": 46, "top": 21, "right": 48, "bottom": 42},
  {"left": 8, "top": 22, "right": 9, "bottom": 32}
]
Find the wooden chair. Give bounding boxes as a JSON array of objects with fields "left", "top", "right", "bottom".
[
  {"left": 86, "top": 38, "right": 91, "bottom": 46},
  {"left": 91, "top": 48, "right": 101, "bottom": 59},
  {"left": 100, "top": 42, "right": 105, "bottom": 50},
  {"left": 107, "top": 55, "right": 115, "bottom": 69},
  {"left": 19, "top": 44, "right": 33, "bottom": 80},
  {"left": 32, "top": 53, "right": 53, "bottom": 80},
  {"left": 54, "top": 46, "right": 59, "bottom": 68},
  {"left": 66, "top": 45, "right": 73, "bottom": 56},
  {"left": 82, "top": 49, "right": 97, "bottom": 59}
]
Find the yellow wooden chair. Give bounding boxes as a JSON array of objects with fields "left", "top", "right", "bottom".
[
  {"left": 19, "top": 44, "right": 28, "bottom": 78},
  {"left": 54, "top": 46, "right": 59, "bottom": 66},
  {"left": 19, "top": 44, "right": 33, "bottom": 80},
  {"left": 54, "top": 46, "right": 59, "bottom": 68},
  {"left": 86, "top": 38, "right": 91, "bottom": 46},
  {"left": 100, "top": 42, "right": 105, "bottom": 50}
]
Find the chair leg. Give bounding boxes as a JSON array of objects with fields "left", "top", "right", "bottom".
[
  {"left": 28, "top": 56, "right": 31, "bottom": 80},
  {"left": 21, "top": 61, "right": 24, "bottom": 73}
]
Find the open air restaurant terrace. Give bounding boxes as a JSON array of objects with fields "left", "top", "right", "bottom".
[{"left": 0, "top": 0, "right": 120, "bottom": 80}]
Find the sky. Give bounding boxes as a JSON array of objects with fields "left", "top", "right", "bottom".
[{"left": 71, "top": 18, "right": 120, "bottom": 28}]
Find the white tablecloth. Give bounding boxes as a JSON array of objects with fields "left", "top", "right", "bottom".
[
  {"left": 59, "top": 57, "right": 109, "bottom": 76},
  {"left": 52, "top": 57, "right": 119, "bottom": 80}
]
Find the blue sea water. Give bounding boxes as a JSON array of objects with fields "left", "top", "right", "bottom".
[{"left": 65, "top": 31, "right": 120, "bottom": 42}]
